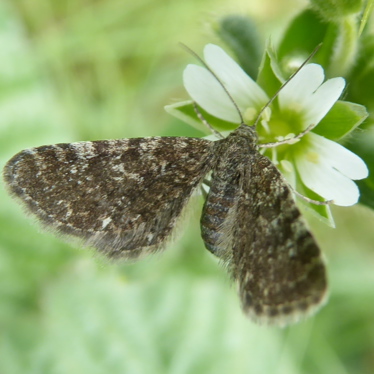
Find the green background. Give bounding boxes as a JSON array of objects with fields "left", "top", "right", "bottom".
[{"left": 1, "top": 1, "right": 374, "bottom": 373}]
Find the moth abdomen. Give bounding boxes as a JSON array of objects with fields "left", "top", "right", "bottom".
[{"left": 201, "top": 179, "right": 241, "bottom": 258}]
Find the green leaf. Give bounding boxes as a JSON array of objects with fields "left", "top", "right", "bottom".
[
  {"left": 347, "top": 34, "right": 374, "bottom": 120},
  {"left": 216, "top": 15, "right": 263, "bottom": 80},
  {"left": 345, "top": 127, "right": 374, "bottom": 210},
  {"left": 164, "top": 101, "right": 238, "bottom": 134},
  {"left": 314, "top": 101, "right": 368, "bottom": 140},
  {"left": 278, "top": 9, "right": 330, "bottom": 74},
  {"left": 278, "top": 8, "right": 359, "bottom": 78},
  {"left": 310, "top": 0, "right": 364, "bottom": 21}
]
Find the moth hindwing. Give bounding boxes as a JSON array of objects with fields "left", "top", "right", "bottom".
[{"left": 202, "top": 124, "right": 327, "bottom": 325}]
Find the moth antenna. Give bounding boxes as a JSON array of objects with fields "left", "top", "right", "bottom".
[
  {"left": 193, "top": 102, "right": 224, "bottom": 139},
  {"left": 253, "top": 44, "right": 322, "bottom": 129},
  {"left": 181, "top": 43, "right": 322, "bottom": 129},
  {"left": 180, "top": 43, "right": 245, "bottom": 125},
  {"left": 291, "top": 187, "right": 334, "bottom": 206}
]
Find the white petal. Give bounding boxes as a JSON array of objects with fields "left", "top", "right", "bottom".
[
  {"left": 278, "top": 64, "right": 325, "bottom": 111},
  {"left": 302, "top": 77, "right": 345, "bottom": 125},
  {"left": 203, "top": 44, "right": 268, "bottom": 111},
  {"left": 307, "top": 133, "right": 368, "bottom": 180},
  {"left": 183, "top": 64, "right": 241, "bottom": 123},
  {"left": 296, "top": 153, "right": 360, "bottom": 206}
]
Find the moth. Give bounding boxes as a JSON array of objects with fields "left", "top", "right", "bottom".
[{"left": 3, "top": 50, "right": 327, "bottom": 327}]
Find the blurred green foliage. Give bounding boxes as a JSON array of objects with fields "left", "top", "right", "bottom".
[{"left": 1, "top": 1, "right": 374, "bottom": 374}]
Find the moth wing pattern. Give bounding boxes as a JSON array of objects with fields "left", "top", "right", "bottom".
[
  {"left": 200, "top": 125, "right": 327, "bottom": 326},
  {"left": 232, "top": 154, "right": 327, "bottom": 325},
  {"left": 4, "top": 137, "right": 215, "bottom": 259}
]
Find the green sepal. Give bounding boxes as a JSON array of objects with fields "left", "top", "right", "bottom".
[
  {"left": 256, "top": 46, "right": 282, "bottom": 98},
  {"left": 296, "top": 178, "right": 335, "bottom": 227},
  {"left": 216, "top": 15, "right": 263, "bottom": 80},
  {"left": 314, "top": 101, "right": 368, "bottom": 140},
  {"left": 164, "top": 101, "right": 238, "bottom": 134},
  {"left": 275, "top": 159, "right": 334, "bottom": 225}
]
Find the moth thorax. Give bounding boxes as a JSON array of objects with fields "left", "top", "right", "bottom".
[{"left": 231, "top": 124, "right": 259, "bottom": 147}]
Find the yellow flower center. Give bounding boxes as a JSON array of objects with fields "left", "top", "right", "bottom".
[
  {"left": 305, "top": 151, "right": 320, "bottom": 163},
  {"left": 243, "top": 107, "right": 257, "bottom": 122},
  {"left": 252, "top": 105, "right": 307, "bottom": 164}
]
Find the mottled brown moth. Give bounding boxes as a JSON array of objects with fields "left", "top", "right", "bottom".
[{"left": 3, "top": 48, "right": 328, "bottom": 326}]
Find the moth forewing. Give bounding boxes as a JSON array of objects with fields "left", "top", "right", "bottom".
[{"left": 3, "top": 137, "right": 215, "bottom": 259}]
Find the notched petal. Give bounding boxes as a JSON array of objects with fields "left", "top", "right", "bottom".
[
  {"left": 307, "top": 133, "right": 368, "bottom": 180},
  {"left": 278, "top": 64, "right": 325, "bottom": 111},
  {"left": 203, "top": 44, "right": 268, "bottom": 111},
  {"left": 303, "top": 78, "right": 346, "bottom": 126},
  {"left": 296, "top": 154, "right": 361, "bottom": 206},
  {"left": 183, "top": 64, "right": 241, "bottom": 123}
]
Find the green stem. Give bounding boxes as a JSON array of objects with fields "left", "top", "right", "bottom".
[
  {"left": 359, "top": 0, "right": 374, "bottom": 36},
  {"left": 328, "top": 15, "right": 359, "bottom": 77}
]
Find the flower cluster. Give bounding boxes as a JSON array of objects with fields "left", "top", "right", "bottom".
[{"left": 181, "top": 44, "right": 368, "bottom": 210}]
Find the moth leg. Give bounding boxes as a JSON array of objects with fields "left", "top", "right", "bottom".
[
  {"left": 259, "top": 123, "right": 317, "bottom": 148},
  {"left": 291, "top": 187, "right": 334, "bottom": 206},
  {"left": 193, "top": 102, "right": 224, "bottom": 139}
]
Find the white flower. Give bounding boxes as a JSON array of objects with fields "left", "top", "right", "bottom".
[{"left": 183, "top": 44, "right": 368, "bottom": 207}]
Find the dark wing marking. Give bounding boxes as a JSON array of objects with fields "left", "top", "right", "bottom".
[
  {"left": 232, "top": 154, "right": 327, "bottom": 325},
  {"left": 4, "top": 137, "right": 215, "bottom": 259}
]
